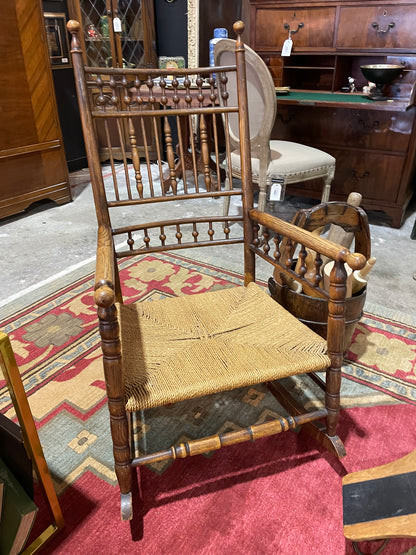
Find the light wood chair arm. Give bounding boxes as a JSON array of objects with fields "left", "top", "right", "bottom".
[
  {"left": 94, "top": 226, "right": 116, "bottom": 308},
  {"left": 249, "top": 209, "right": 367, "bottom": 271}
]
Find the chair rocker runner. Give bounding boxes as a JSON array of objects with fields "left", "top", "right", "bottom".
[
  {"left": 214, "top": 39, "right": 336, "bottom": 216},
  {"left": 68, "top": 19, "right": 367, "bottom": 522}
]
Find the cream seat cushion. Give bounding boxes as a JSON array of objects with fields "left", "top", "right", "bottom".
[
  {"left": 230, "top": 140, "right": 336, "bottom": 181},
  {"left": 118, "top": 282, "right": 330, "bottom": 411}
]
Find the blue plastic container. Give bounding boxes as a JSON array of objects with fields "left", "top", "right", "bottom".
[{"left": 209, "top": 28, "right": 228, "bottom": 67}]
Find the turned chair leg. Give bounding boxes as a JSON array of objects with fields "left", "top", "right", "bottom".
[
  {"left": 321, "top": 169, "right": 335, "bottom": 203},
  {"left": 110, "top": 411, "right": 134, "bottom": 520},
  {"left": 99, "top": 305, "right": 135, "bottom": 520},
  {"left": 324, "top": 364, "right": 346, "bottom": 457},
  {"left": 258, "top": 182, "right": 268, "bottom": 213}
]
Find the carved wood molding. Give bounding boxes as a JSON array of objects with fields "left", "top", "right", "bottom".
[{"left": 187, "top": 0, "right": 199, "bottom": 68}]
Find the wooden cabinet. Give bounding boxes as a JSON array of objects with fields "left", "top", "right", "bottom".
[
  {"left": 336, "top": 5, "right": 416, "bottom": 49},
  {"left": 0, "top": 0, "right": 71, "bottom": 220},
  {"left": 68, "top": 0, "right": 157, "bottom": 69},
  {"left": 249, "top": 0, "right": 416, "bottom": 227},
  {"left": 253, "top": 7, "right": 336, "bottom": 50},
  {"left": 68, "top": 0, "right": 158, "bottom": 160}
]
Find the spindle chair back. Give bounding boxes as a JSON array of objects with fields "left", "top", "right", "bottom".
[{"left": 68, "top": 19, "right": 367, "bottom": 523}]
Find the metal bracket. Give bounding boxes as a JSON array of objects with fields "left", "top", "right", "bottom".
[
  {"left": 283, "top": 22, "right": 304, "bottom": 34},
  {"left": 351, "top": 170, "right": 370, "bottom": 180},
  {"left": 372, "top": 21, "right": 395, "bottom": 34}
]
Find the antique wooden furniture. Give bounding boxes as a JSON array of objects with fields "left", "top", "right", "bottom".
[
  {"left": 68, "top": 0, "right": 156, "bottom": 69},
  {"left": 270, "top": 198, "right": 371, "bottom": 353},
  {"left": 69, "top": 19, "right": 367, "bottom": 522},
  {"left": 68, "top": 0, "right": 158, "bottom": 161},
  {"left": 0, "top": 332, "right": 64, "bottom": 550},
  {"left": 249, "top": 0, "right": 416, "bottom": 227},
  {"left": 0, "top": 0, "right": 71, "bottom": 220},
  {"left": 343, "top": 450, "right": 416, "bottom": 554},
  {"left": 215, "top": 39, "right": 335, "bottom": 215},
  {"left": 128, "top": 86, "right": 226, "bottom": 192}
]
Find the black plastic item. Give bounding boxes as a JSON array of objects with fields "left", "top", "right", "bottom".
[{"left": 343, "top": 471, "right": 416, "bottom": 526}]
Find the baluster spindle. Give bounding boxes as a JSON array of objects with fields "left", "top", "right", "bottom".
[
  {"left": 188, "top": 114, "right": 199, "bottom": 191},
  {"left": 104, "top": 119, "right": 119, "bottom": 201},
  {"left": 273, "top": 234, "right": 281, "bottom": 263},
  {"left": 109, "top": 75, "right": 117, "bottom": 106},
  {"left": 199, "top": 114, "right": 212, "bottom": 191},
  {"left": 262, "top": 229, "right": 270, "bottom": 254},
  {"left": 159, "top": 226, "right": 166, "bottom": 246},
  {"left": 313, "top": 253, "right": 323, "bottom": 287},
  {"left": 262, "top": 229, "right": 270, "bottom": 255},
  {"left": 128, "top": 118, "right": 143, "bottom": 198},
  {"left": 164, "top": 116, "right": 177, "bottom": 194},
  {"left": 143, "top": 229, "right": 150, "bottom": 248},
  {"left": 284, "top": 239, "right": 293, "bottom": 268},
  {"left": 253, "top": 223, "right": 260, "bottom": 247},
  {"left": 298, "top": 245, "right": 308, "bottom": 277},
  {"left": 208, "top": 221, "right": 214, "bottom": 240},
  {"left": 127, "top": 232, "right": 134, "bottom": 251},
  {"left": 176, "top": 115, "right": 187, "bottom": 193},
  {"left": 122, "top": 75, "right": 130, "bottom": 106},
  {"left": 139, "top": 118, "right": 154, "bottom": 197},
  {"left": 224, "top": 221, "right": 230, "bottom": 239}
]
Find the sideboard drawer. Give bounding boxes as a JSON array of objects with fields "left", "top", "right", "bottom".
[
  {"left": 253, "top": 7, "right": 336, "bottom": 51},
  {"left": 330, "top": 148, "right": 405, "bottom": 203},
  {"left": 274, "top": 105, "right": 413, "bottom": 153},
  {"left": 336, "top": 5, "right": 416, "bottom": 50}
]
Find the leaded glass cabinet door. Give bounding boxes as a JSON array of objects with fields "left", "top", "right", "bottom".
[
  {"left": 69, "top": 0, "right": 159, "bottom": 159},
  {"left": 114, "top": 0, "right": 157, "bottom": 68},
  {"left": 68, "top": 0, "right": 157, "bottom": 68},
  {"left": 69, "top": 0, "right": 115, "bottom": 66}
]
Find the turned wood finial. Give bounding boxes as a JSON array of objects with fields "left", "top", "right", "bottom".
[
  {"left": 67, "top": 19, "right": 80, "bottom": 34},
  {"left": 343, "top": 250, "right": 367, "bottom": 271},
  {"left": 95, "top": 284, "right": 115, "bottom": 308},
  {"left": 233, "top": 20, "right": 245, "bottom": 37},
  {"left": 67, "top": 20, "right": 82, "bottom": 52}
]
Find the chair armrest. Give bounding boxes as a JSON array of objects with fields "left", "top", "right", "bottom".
[
  {"left": 249, "top": 209, "right": 366, "bottom": 270},
  {"left": 94, "top": 226, "right": 116, "bottom": 308}
]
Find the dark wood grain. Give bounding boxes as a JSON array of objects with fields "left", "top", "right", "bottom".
[
  {"left": 249, "top": 0, "right": 416, "bottom": 227},
  {"left": 0, "top": 0, "right": 71, "bottom": 219}
]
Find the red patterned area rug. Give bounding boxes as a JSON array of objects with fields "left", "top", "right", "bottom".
[{"left": 1, "top": 252, "right": 416, "bottom": 554}]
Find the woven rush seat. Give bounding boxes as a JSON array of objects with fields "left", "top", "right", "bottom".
[{"left": 118, "top": 282, "right": 331, "bottom": 411}]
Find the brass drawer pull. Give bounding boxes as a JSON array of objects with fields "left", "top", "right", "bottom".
[
  {"left": 372, "top": 21, "right": 395, "bottom": 34},
  {"left": 358, "top": 119, "right": 380, "bottom": 131},
  {"left": 351, "top": 170, "right": 370, "bottom": 180},
  {"left": 283, "top": 22, "right": 304, "bottom": 34}
]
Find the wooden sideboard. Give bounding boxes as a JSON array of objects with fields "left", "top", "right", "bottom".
[
  {"left": 249, "top": 0, "right": 416, "bottom": 227},
  {"left": 0, "top": 0, "right": 71, "bottom": 220}
]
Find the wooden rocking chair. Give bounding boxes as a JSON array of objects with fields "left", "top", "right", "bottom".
[{"left": 68, "top": 20, "right": 367, "bottom": 522}]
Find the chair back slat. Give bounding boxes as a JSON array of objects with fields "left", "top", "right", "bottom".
[
  {"left": 214, "top": 40, "right": 277, "bottom": 157},
  {"left": 69, "top": 18, "right": 254, "bottom": 258}
]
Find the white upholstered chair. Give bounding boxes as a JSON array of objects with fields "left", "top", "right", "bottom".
[{"left": 214, "top": 40, "right": 336, "bottom": 215}]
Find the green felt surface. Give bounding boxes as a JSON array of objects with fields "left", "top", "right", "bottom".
[{"left": 277, "top": 91, "right": 374, "bottom": 103}]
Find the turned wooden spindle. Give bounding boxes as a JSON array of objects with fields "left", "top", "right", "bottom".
[
  {"left": 164, "top": 116, "right": 178, "bottom": 194},
  {"left": 128, "top": 119, "right": 143, "bottom": 198}
]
